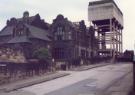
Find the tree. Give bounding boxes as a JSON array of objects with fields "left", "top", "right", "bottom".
[{"left": 33, "top": 48, "right": 51, "bottom": 63}]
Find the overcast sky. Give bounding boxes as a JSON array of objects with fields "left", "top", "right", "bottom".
[{"left": 0, "top": 0, "right": 135, "bottom": 51}]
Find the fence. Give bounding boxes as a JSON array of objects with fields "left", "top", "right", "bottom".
[{"left": 0, "top": 62, "right": 50, "bottom": 80}]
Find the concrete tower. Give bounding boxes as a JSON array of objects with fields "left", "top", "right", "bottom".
[{"left": 88, "top": 0, "right": 123, "bottom": 59}]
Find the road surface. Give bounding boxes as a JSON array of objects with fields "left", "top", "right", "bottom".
[{"left": 2, "top": 63, "right": 133, "bottom": 95}]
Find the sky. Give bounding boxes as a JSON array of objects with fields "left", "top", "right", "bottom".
[{"left": 0, "top": 0, "right": 135, "bottom": 51}]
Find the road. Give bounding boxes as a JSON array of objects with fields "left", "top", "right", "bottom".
[{"left": 3, "top": 63, "right": 133, "bottom": 95}]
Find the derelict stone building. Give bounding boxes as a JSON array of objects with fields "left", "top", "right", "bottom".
[
  {"left": 0, "top": 0, "right": 123, "bottom": 68},
  {"left": 0, "top": 11, "right": 51, "bottom": 62},
  {"left": 51, "top": 15, "right": 98, "bottom": 69}
]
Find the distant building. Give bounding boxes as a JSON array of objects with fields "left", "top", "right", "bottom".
[
  {"left": 0, "top": 11, "right": 51, "bottom": 62},
  {"left": 51, "top": 15, "right": 98, "bottom": 69}
]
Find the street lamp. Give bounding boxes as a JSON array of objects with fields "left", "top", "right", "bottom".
[
  {"left": 47, "top": 45, "right": 50, "bottom": 49},
  {"left": 52, "top": 58, "right": 55, "bottom": 63}
]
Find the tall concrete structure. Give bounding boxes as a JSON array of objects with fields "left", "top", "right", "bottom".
[{"left": 88, "top": 0, "right": 123, "bottom": 59}]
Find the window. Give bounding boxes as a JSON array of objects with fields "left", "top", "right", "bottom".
[
  {"left": 54, "top": 27, "right": 64, "bottom": 40},
  {"left": 57, "top": 27, "right": 63, "bottom": 32},
  {"left": 86, "top": 51, "right": 89, "bottom": 57},
  {"left": 81, "top": 50, "right": 85, "bottom": 58},
  {"left": 54, "top": 27, "right": 72, "bottom": 40},
  {"left": 68, "top": 32, "right": 72, "bottom": 40},
  {"left": 13, "top": 25, "right": 29, "bottom": 37},
  {"left": 57, "top": 35, "right": 62, "bottom": 40},
  {"left": 68, "top": 35, "right": 71, "bottom": 40},
  {"left": 19, "top": 30, "right": 24, "bottom": 36},
  {"left": 53, "top": 48, "right": 65, "bottom": 59}
]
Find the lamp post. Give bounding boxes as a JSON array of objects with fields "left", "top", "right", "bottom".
[{"left": 52, "top": 58, "right": 55, "bottom": 72}]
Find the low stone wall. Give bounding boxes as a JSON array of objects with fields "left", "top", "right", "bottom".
[{"left": 0, "top": 62, "right": 50, "bottom": 84}]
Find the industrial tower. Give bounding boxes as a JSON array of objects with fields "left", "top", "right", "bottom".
[{"left": 88, "top": 0, "right": 123, "bottom": 59}]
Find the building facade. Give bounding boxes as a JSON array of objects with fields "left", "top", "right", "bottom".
[
  {"left": 51, "top": 15, "right": 98, "bottom": 69},
  {"left": 0, "top": 12, "right": 99, "bottom": 69},
  {"left": 0, "top": 11, "right": 51, "bottom": 63}
]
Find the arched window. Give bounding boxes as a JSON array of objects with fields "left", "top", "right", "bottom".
[
  {"left": 54, "top": 26, "right": 72, "bottom": 40},
  {"left": 54, "top": 27, "right": 64, "bottom": 40}
]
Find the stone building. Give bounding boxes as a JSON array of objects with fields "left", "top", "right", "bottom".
[
  {"left": 0, "top": 12, "right": 99, "bottom": 68},
  {"left": 51, "top": 15, "right": 98, "bottom": 69},
  {"left": 0, "top": 11, "right": 51, "bottom": 63}
]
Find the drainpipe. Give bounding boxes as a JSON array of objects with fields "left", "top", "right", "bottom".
[
  {"left": 133, "top": 42, "right": 135, "bottom": 93},
  {"left": 133, "top": 60, "right": 135, "bottom": 93}
]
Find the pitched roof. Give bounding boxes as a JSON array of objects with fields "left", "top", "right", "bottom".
[
  {"left": 26, "top": 24, "right": 51, "bottom": 41},
  {"left": 17, "top": 15, "right": 36, "bottom": 23},
  {"left": 0, "top": 26, "right": 13, "bottom": 36},
  {"left": 7, "top": 36, "right": 31, "bottom": 44},
  {"left": 0, "top": 37, "right": 11, "bottom": 45},
  {"left": 0, "top": 24, "right": 51, "bottom": 42}
]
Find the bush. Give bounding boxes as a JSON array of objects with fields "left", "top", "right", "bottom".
[{"left": 33, "top": 48, "right": 51, "bottom": 62}]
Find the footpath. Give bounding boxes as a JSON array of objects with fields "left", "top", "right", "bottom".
[
  {"left": 0, "top": 63, "right": 111, "bottom": 93},
  {"left": 70, "top": 62, "right": 111, "bottom": 71},
  {"left": 0, "top": 72, "right": 69, "bottom": 92}
]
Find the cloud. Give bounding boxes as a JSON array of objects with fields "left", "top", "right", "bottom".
[
  {"left": 0, "top": 0, "right": 89, "bottom": 25},
  {"left": 0, "top": 0, "right": 135, "bottom": 50},
  {"left": 118, "top": 0, "right": 135, "bottom": 50}
]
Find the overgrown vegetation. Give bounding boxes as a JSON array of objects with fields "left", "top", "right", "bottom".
[{"left": 33, "top": 48, "right": 51, "bottom": 63}]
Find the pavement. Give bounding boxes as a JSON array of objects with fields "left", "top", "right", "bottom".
[
  {"left": 70, "top": 62, "right": 111, "bottom": 71},
  {"left": 0, "top": 72, "right": 70, "bottom": 93},
  {"left": 0, "top": 62, "right": 111, "bottom": 93},
  {"left": 17, "top": 63, "right": 132, "bottom": 95},
  {"left": 0, "top": 63, "right": 132, "bottom": 95}
]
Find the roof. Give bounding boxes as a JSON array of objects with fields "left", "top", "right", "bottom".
[
  {"left": 89, "top": 0, "right": 123, "bottom": 15},
  {"left": 52, "top": 14, "right": 83, "bottom": 32},
  {"left": 17, "top": 15, "right": 36, "bottom": 23},
  {"left": 89, "top": 0, "right": 113, "bottom": 5},
  {"left": 0, "top": 24, "right": 51, "bottom": 41},
  {"left": 26, "top": 24, "right": 51, "bottom": 41},
  {"left": 0, "top": 37, "right": 11, "bottom": 45},
  {"left": 7, "top": 36, "right": 31, "bottom": 44},
  {"left": 0, "top": 26, "right": 13, "bottom": 36},
  {"left": 0, "top": 12, "right": 51, "bottom": 45}
]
